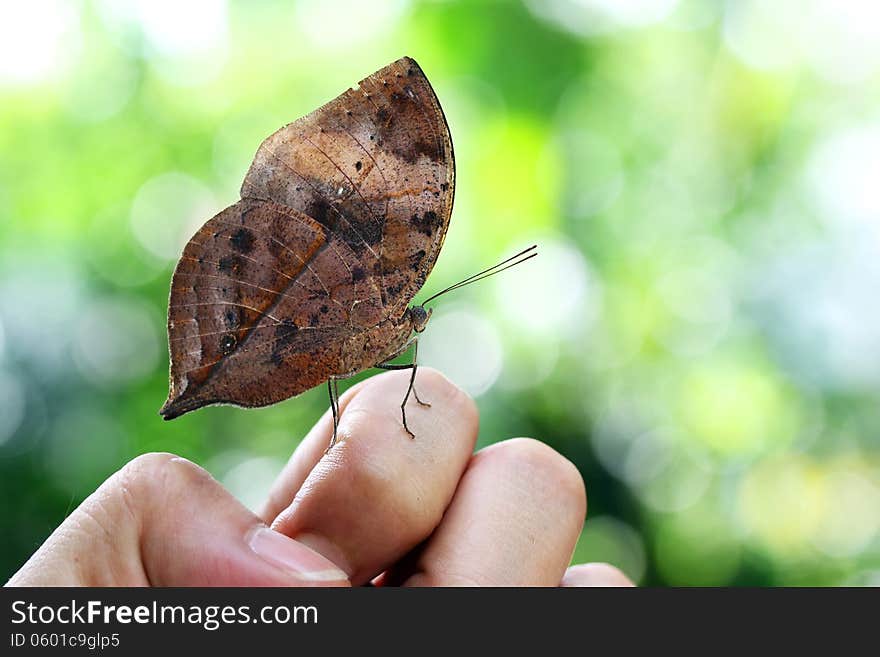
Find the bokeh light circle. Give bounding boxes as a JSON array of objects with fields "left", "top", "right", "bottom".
[
  {"left": 73, "top": 297, "right": 161, "bottom": 387},
  {"left": 130, "top": 172, "right": 219, "bottom": 261},
  {"left": 419, "top": 306, "right": 503, "bottom": 397}
]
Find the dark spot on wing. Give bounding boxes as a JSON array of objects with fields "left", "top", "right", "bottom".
[
  {"left": 372, "top": 85, "right": 443, "bottom": 165},
  {"left": 341, "top": 216, "right": 383, "bottom": 253},
  {"left": 414, "top": 139, "right": 442, "bottom": 162},
  {"left": 275, "top": 319, "right": 298, "bottom": 340},
  {"left": 224, "top": 309, "right": 239, "bottom": 328},
  {"left": 266, "top": 215, "right": 286, "bottom": 258},
  {"left": 320, "top": 305, "right": 329, "bottom": 314},
  {"left": 386, "top": 281, "right": 404, "bottom": 297},
  {"left": 362, "top": 219, "right": 383, "bottom": 245},
  {"left": 306, "top": 196, "right": 335, "bottom": 230},
  {"left": 394, "top": 139, "right": 440, "bottom": 165},
  {"left": 355, "top": 160, "right": 362, "bottom": 171},
  {"left": 230, "top": 227, "right": 255, "bottom": 253},
  {"left": 352, "top": 266, "right": 366, "bottom": 282},
  {"left": 271, "top": 319, "right": 299, "bottom": 366},
  {"left": 218, "top": 254, "right": 242, "bottom": 274},
  {"left": 409, "top": 250, "right": 426, "bottom": 271},
  {"left": 220, "top": 334, "right": 237, "bottom": 355},
  {"left": 411, "top": 211, "right": 441, "bottom": 236}
]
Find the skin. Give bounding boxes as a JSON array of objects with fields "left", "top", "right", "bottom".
[{"left": 7, "top": 368, "right": 632, "bottom": 587}]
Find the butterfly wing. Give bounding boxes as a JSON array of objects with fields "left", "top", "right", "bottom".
[
  {"left": 242, "top": 56, "right": 454, "bottom": 317},
  {"left": 161, "top": 57, "right": 454, "bottom": 418}
]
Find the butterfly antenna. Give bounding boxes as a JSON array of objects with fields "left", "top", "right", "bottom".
[{"left": 421, "top": 245, "right": 538, "bottom": 307}]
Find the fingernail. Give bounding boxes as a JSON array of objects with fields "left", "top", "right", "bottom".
[{"left": 247, "top": 527, "right": 348, "bottom": 583}]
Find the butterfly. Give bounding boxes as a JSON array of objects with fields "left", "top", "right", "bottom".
[{"left": 160, "top": 56, "right": 534, "bottom": 449}]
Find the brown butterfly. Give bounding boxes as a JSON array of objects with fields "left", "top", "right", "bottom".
[{"left": 160, "top": 56, "right": 534, "bottom": 449}]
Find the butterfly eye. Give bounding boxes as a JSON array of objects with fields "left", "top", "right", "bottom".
[{"left": 410, "top": 306, "right": 428, "bottom": 332}]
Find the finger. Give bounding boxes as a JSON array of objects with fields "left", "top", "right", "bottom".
[
  {"left": 259, "top": 377, "right": 370, "bottom": 524},
  {"left": 400, "top": 438, "right": 586, "bottom": 586},
  {"left": 7, "top": 453, "right": 349, "bottom": 587},
  {"left": 561, "top": 563, "right": 635, "bottom": 587},
  {"left": 270, "top": 367, "right": 478, "bottom": 585}
]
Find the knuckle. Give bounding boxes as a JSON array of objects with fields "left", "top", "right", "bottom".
[
  {"left": 86, "top": 453, "right": 178, "bottom": 532},
  {"left": 123, "top": 451, "right": 178, "bottom": 476},
  {"left": 117, "top": 452, "right": 211, "bottom": 502}
]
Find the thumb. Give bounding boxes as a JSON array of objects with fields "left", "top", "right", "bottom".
[{"left": 8, "top": 452, "right": 349, "bottom": 587}]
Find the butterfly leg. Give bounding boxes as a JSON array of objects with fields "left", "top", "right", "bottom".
[
  {"left": 326, "top": 376, "right": 341, "bottom": 453},
  {"left": 376, "top": 338, "right": 430, "bottom": 439},
  {"left": 408, "top": 338, "right": 431, "bottom": 408}
]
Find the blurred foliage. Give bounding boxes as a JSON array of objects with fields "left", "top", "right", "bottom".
[{"left": 2, "top": 0, "right": 880, "bottom": 586}]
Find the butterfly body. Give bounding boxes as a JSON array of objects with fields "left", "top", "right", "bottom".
[{"left": 160, "top": 57, "right": 453, "bottom": 421}]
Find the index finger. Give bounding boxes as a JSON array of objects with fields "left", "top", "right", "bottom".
[{"left": 263, "top": 368, "right": 478, "bottom": 585}]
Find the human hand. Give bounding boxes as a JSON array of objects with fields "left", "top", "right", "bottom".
[{"left": 7, "top": 369, "right": 632, "bottom": 587}]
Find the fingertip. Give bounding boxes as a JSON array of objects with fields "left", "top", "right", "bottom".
[
  {"left": 409, "top": 366, "right": 477, "bottom": 413},
  {"left": 479, "top": 438, "right": 587, "bottom": 526},
  {"left": 368, "top": 366, "right": 478, "bottom": 429},
  {"left": 340, "top": 367, "right": 479, "bottom": 459}
]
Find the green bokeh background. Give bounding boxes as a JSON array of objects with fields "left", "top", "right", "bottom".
[{"left": 2, "top": 0, "right": 879, "bottom": 586}]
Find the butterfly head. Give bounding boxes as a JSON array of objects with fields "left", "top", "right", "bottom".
[{"left": 409, "top": 305, "right": 432, "bottom": 333}]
